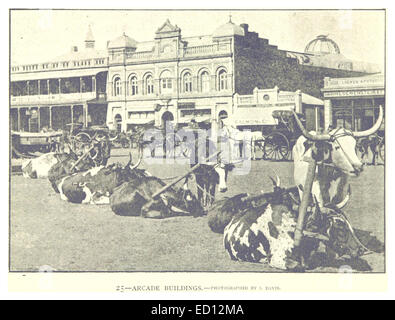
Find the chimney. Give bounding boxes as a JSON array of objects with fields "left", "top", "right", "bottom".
[
  {"left": 71, "top": 46, "right": 78, "bottom": 52},
  {"left": 240, "top": 23, "right": 249, "bottom": 34},
  {"left": 85, "top": 25, "right": 95, "bottom": 49}
]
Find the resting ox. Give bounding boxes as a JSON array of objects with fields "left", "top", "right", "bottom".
[
  {"left": 56, "top": 154, "right": 142, "bottom": 204},
  {"left": 110, "top": 176, "right": 205, "bottom": 219},
  {"left": 48, "top": 151, "right": 95, "bottom": 192},
  {"left": 223, "top": 185, "right": 366, "bottom": 271},
  {"left": 292, "top": 106, "right": 383, "bottom": 210},
  {"left": 22, "top": 152, "right": 72, "bottom": 179}
]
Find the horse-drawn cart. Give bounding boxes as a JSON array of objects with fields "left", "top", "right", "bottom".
[
  {"left": 262, "top": 110, "right": 305, "bottom": 161},
  {"left": 11, "top": 130, "right": 62, "bottom": 158}
]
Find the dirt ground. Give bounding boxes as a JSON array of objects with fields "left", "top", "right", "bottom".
[{"left": 9, "top": 148, "right": 385, "bottom": 273}]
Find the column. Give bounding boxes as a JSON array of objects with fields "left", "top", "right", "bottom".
[
  {"left": 315, "top": 107, "right": 319, "bottom": 132},
  {"left": 37, "top": 107, "right": 41, "bottom": 131},
  {"left": 27, "top": 81, "right": 30, "bottom": 96},
  {"left": 351, "top": 100, "right": 355, "bottom": 131},
  {"left": 38, "top": 80, "right": 41, "bottom": 95},
  {"left": 58, "top": 79, "right": 61, "bottom": 94},
  {"left": 92, "top": 75, "right": 96, "bottom": 93},
  {"left": 49, "top": 106, "right": 53, "bottom": 129},
  {"left": 18, "top": 108, "right": 21, "bottom": 131},
  {"left": 47, "top": 80, "right": 50, "bottom": 95},
  {"left": 80, "top": 77, "right": 83, "bottom": 93},
  {"left": 28, "top": 108, "right": 31, "bottom": 132},
  {"left": 83, "top": 103, "right": 88, "bottom": 127},
  {"left": 324, "top": 99, "right": 332, "bottom": 130}
]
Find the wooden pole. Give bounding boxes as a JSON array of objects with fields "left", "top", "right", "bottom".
[
  {"left": 294, "top": 156, "right": 317, "bottom": 247},
  {"left": 69, "top": 145, "right": 95, "bottom": 172},
  {"left": 150, "top": 150, "right": 221, "bottom": 200}
]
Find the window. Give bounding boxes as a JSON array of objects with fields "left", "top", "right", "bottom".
[
  {"left": 183, "top": 72, "right": 193, "bottom": 93},
  {"left": 113, "top": 77, "right": 122, "bottom": 96},
  {"left": 218, "top": 69, "right": 228, "bottom": 91},
  {"left": 160, "top": 71, "right": 172, "bottom": 94},
  {"left": 200, "top": 71, "right": 210, "bottom": 92},
  {"left": 146, "top": 75, "right": 154, "bottom": 95},
  {"left": 130, "top": 76, "right": 138, "bottom": 95}
]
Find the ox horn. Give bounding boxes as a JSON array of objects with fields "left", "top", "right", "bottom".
[
  {"left": 353, "top": 105, "right": 383, "bottom": 138},
  {"left": 335, "top": 185, "right": 351, "bottom": 209},
  {"left": 108, "top": 134, "right": 119, "bottom": 142},
  {"left": 129, "top": 150, "right": 142, "bottom": 170},
  {"left": 268, "top": 168, "right": 281, "bottom": 187},
  {"left": 292, "top": 111, "right": 331, "bottom": 141}
]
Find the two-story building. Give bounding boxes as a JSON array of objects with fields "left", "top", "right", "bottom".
[
  {"left": 11, "top": 18, "right": 376, "bottom": 133},
  {"left": 10, "top": 26, "right": 108, "bottom": 132},
  {"left": 105, "top": 19, "right": 369, "bottom": 132}
]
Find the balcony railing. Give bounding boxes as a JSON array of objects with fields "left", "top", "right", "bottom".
[
  {"left": 10, "top": 92, "right": 97, "bottom": 105},
  {"left": 11, "top": 57, "right": 109, "bottom": 74}
]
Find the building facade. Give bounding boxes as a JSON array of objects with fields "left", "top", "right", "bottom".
[
  {"left": 233, "top": 87, "right": 324, "bottom": 132},
  {"left": 10, "top": 26, "right": 108, "bottom": 132},
  {"left": 10, "top": 19, "right": 377, "bottom": 133},
  {"left": 322, "top": 73, "right": 385, "bottom": 131}
]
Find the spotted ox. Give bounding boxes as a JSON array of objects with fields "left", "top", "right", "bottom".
[
  {"left": 110, "top": 176, "right": 205, "bottom": 219},
  {"left": 56, "top": 155, "right": 143, "bottom": 204},
  {"left": 22, "top": 152, "right": 70, "bottom": 179},
  {"left": 223, "top": 186, "right": 367, "bottom": 271},
  {"left": 48, "top": 151, "right": 95, "bottom": 193},
  {"left": 292, "top": 106, "right": 383, "bottom": 210}
]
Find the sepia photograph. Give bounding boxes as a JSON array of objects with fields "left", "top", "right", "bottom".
[{"left": 8, "top": 8, "right": 386, "bottom": 281}]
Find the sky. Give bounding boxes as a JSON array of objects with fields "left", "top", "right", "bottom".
[{"left": 10, "top": 9, "right": 385, "bottom": 68}]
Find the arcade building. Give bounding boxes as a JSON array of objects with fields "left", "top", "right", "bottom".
[{"left": 10, "top": 18, "right": 381, "bottom": 133}]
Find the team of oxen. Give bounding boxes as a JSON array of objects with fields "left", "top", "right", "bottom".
[{"left": 20, "top": 107, "right": 383, "bottom": 271}]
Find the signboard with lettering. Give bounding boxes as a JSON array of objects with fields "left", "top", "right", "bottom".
[
  {"left": 178, "top": 103, "right": 195, "bottom": 109},
  {"left": 325, "top": 75, "right": 384, "bottom": 89},
  {"left": 324, "top": 89, "right": 385, "bottom": 98}
]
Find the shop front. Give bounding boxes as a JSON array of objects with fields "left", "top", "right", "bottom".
[{"left": 322, "top": 74, "right": 385, "bottom": 132}]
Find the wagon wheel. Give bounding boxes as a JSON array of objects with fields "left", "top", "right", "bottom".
[
  {"left": 378, "top": 139, "right": 385, "bottom": 163},
  {"left": 72, "top": 132, "right": 92, "bottom": 155},
  {"left": 263, "top": 132, "right": 290, "bottom": 161}
]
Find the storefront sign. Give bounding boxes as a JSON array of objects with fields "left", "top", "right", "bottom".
[
  {"left": 325, "top": 75, "right": 384, "bottom": 88},
  {"left": 178, "top": 103, "right": 195, "bottom": 109},
  {"left": 324, "top": 89, "right": 385, "bottom": 98}
]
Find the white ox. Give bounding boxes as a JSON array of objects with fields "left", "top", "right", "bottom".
[
  {"left": 221, "top": 120, "right": 265, "bottom": 160},
  {"left": 292, "top": 106, "right": 383, "bottom": 209},
  {"left": 22, "top": 152, "right": 61, "bottom": 179}
]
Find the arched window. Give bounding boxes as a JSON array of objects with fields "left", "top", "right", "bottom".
[
  {"left": 160, "top": 70, "right": 172, "bottom": 94},
  {"left": 183, "top": 72, "right": 192, "bottom": 93},
  {"left": 129, "top": 76, "right": 138, "bottom": 95},
  {"left": 145, "top": 75, "right": 154, "bottom": 95},
  {"left": 200, "top": 71, "right": 210, "bottom": 93},
  {"left": 113, "top": 77, "right": 122, "bottom": 96},
  {"left": 218, "top": 69, "right": 228, "bottom": 91}
]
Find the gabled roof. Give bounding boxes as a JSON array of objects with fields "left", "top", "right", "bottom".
[{"left": 155, "top": 19, "right": 181, "bottom": 34}]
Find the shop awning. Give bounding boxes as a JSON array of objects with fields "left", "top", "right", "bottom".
[{"left": 301, "top": 93, "right": 324, "bottom": 106}]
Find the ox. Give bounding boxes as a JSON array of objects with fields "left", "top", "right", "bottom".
[
  {"left": 56, "top": 155, "right": 142, "bottom": 204},
  {"left": 292, "top": 106, "right": 383, "bottom": 210},
  {"left": 22, "top": 152, "right": 72, "bottom": 179},
  {"left": 223, "top": 186, "right": 367, "bottom": 271},
  {"left": 48, "top": 151, "right": 95, "bottom": 193},
  {"left": 110, "top": 176, "right": 205, "bottom": 219},
  {"left": 187, "top": 137, "right": 235, "bottom": 208}
]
